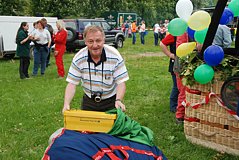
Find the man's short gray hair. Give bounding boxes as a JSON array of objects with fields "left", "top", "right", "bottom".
[{"left": 83, "top": 25, "right": 105, "bottom": 39}]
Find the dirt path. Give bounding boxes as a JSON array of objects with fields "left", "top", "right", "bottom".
[{"left": 126, "top": 52, "right": 166, "bottom": 58}]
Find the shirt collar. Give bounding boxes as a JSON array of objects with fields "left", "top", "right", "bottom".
[{"left": 87, "top": 48, "right": 107, "bottom": 66}]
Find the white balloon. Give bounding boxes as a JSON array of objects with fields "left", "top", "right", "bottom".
[{"left": 176, "top": 0, "right": 193, "bottom": 21}]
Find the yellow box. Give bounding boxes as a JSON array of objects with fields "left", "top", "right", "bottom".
[{"left": 64, "top": 110, "right": 117, "bottom": 133}]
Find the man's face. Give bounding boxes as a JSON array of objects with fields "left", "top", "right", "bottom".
[{"left": 85, "top": 31, "right": 105, "bottom": 58}]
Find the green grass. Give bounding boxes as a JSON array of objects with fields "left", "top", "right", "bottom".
[{"left": 0, "top": 31, "right": 238, "bottom": 160}]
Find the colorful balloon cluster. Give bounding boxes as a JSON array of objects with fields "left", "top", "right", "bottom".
[
  {"left": 194, "top": 45, "right": 224, "bottom": 84},
  {"left": 168, "top": 0, "right": 211, "bottom": 44},
  {"left": 169, "top": 0, "right": 236, "bottom": 84},
  {"left": 169, "top": 0, "right": 238, "bottom": 45}
]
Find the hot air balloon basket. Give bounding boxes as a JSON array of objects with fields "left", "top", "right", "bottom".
[{"left": 184, "top": 78, "right": 239, "bottom": 156}]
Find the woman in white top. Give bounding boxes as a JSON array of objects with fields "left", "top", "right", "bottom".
[
  {"left": 139, "top": 20, "right": 146, "bottom": 44},
  {"left": 31, "top": 20, "right": 51, "bottom": 76},
  {"left": 153, "top": 23, "right": 160, "bottom": 46}
]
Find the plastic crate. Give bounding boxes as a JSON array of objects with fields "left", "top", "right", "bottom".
[{"left": 64, "top": 110, "right": 116, "bottom": 133}]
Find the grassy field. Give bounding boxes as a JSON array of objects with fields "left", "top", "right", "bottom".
[{"left": 0, "top": 31, "right": 238, "bottom": 160}]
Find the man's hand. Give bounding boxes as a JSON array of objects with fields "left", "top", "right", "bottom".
[
  {"left": 54, "top": 51, "right": 59, "bottom": 56},
  {"left": 62, "top": 104, "right": 70, "bottom": 114},
  {"left": 196, "top": 43, "right": 203, "bottom": 52},
  {"left": 115, "top": 100, "right": 126, "bottom": 112},
  {"left": 169, "top": 53, "right": 175, "bottom": 59},
  {"left": 34, "top": 37, "right": 40, "bottom": 41}
]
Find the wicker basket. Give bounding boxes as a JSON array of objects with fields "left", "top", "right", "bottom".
[{"left": 184, "top": 77, "right": 239, "bottom": 155}]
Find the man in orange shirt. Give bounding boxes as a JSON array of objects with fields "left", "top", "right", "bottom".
[{"left": 131, "top": 20, "right": 137, "bottom": 44}]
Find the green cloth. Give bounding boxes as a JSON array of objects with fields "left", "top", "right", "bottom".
[{"left": 107, "top": 109, "right": 154, "bottom": 146}]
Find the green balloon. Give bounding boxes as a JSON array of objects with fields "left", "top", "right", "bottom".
[
  {"left": 194, "top": 28, "right": 208, "bottom": 44},
  {"left": 228, "top": 0, "right": 239, "bottom": 17},
  {"left": 194, "top": 64, "right": 214, "bottom": 84},
  {"left": 168, "top": 18, "right": 188, "bottom": 36}
]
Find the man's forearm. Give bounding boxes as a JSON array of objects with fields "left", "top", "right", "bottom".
[
  {"left": 116, "top": 82, "right": 126, "bottom": 100},
  {"left": 64, "top": 83, "right": 76, "bottom": 107},
  {"left": 160, "top": 42, "right": 174, "bottom": 59}
]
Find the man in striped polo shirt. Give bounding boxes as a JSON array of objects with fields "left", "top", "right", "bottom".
[{"left": 62, "top": 26, "right": 129, "bottom": 112}]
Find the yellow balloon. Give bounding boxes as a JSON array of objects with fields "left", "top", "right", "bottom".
[
  {"left": 176, "top": 42, "right": 196, "bottom": 58},
  {"left": 188, "top": 10, "right": 211, "bottom": 31}
]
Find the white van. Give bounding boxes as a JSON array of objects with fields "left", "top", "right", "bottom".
[{"left": 0, "top": 16, "right": 58, "bottom": 58}]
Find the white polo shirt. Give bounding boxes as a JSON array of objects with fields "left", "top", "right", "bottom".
[
  {"left": 31, "top": 29, "right": 51, "bottom": 45},
  {"left": 66, "top": 44, "right": 129, "bottom": 99}
]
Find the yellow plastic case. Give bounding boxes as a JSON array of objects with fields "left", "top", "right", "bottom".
[{"left": 64, "top": 110, "right": 116, "bottom": 133}]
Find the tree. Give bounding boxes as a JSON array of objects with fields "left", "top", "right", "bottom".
[
  {"left": 155, "top": 0, "right": 176, "bottom": 21},
  {"left": 0, "top": 0, "right": 217, "bottom": 28},
  {"left": 0, "top": 0, "right": 29, "bottom": 16},
  {"left": 29, "top": 0, "right": 81, "bottom": 18},
  {"left": 191, "top": 0, "right": 209, "bottom": 10}
]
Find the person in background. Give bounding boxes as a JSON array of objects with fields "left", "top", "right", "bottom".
[
  {"left": 53, "top": 20, "right": 67, "bottom": 78},
  {"left": 29, "top": 22, "right": 38, "bottom": 59},
  {"left": 153, "top": 22, "right": 160, "bottom": 46},
  {"left": 131, "top": 20, "right": 137, "bottom": 44},
  {"left": 174, "top": 33, "right": 189, "bottom": 124},
  {"left": 163, "top": 19, "right": 169, "bottom": 30},
  {"left": 31, "top": 20, "right": 52, "bottom": 76},
  {"left": 128, "top": 21, "right": 132, "bottom": 38},
  {"left": 139, "top": 20, "right": 146, "bottom": 45},
  {"left": 124, "top": 21, "right": 129, "bottom": 38},
  {"left": 41, "top": 18, "right": 54, "bottom": 67},
  {"left": 196, "top": 24, "right": 232, "bottom": 58},
  {"left": 121, "top": 23, "right": 125, "bottom": 33},
  {"left": 160, "top": 34, "right": 179, "bottom": 113},
  {"left": 213, "top": 24, "right": 232, "bottom": 48},
  {"left": 160, "top": 33, "right": 190, "bottom": 124},
  {"left": 33, "top": 21, "right": 38, "bottom": 28},
  {"left": 30, "top": 21, "right": 38, "bottom": 34},
  {"left": 128, "top": 27, "right": 132, "bottom": 38},
  {"left": 62, "top": 26, "right": 129, "bottom": 113},
  {"left": 16, "top": 22, "right": 32, "bottom": 79},
  {"left": 159, "top": 24, "right": 167, "bottom": 41}
]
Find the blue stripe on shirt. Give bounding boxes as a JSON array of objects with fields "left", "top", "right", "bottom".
[
  {"left": 115, "top": 60, "right": 124, "bottom": 69},
  {"left": 75, "top": 55, "right": 88, "bottom": 63},
  {"left": 107, "top": 57, "right": 119, "bottom": 61},
  {"left": 81, "top": 68, "right": 113, "bottom": 74},
  {"left": 115, "top": 71, "right": 128, "bottom": 80},
  {"left": 81, "top": 78, "right": 114, "bottom": 87},
  {"left": 68, "top": 72, "right": 81, "bottom": 79},
  {"left": 72, "top": 62, "right": 81, "bottom": 71}
]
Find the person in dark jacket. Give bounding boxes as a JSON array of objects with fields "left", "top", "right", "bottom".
[
  {"left": 16, "top": 22, "right": 32, "bottom": 79},
  {"left": 41, "top": 18, "right": 54, "bottom": 67},
  {"left": 160, "top": 34, "right": 178, "bottom": 113}
]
